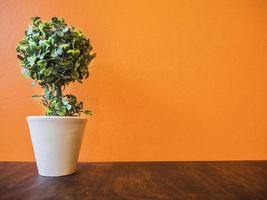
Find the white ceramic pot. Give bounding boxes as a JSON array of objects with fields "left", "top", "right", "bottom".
[{"left": 27, "top": 116, "right": 87, "bottom": 177}]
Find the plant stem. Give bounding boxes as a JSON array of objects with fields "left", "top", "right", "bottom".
[{"left": 55, "top": 86, "right": 62, "bottom": 97}]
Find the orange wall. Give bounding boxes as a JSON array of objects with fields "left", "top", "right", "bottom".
[{"left": 0, "top": 0, "right": 266, "bottom": 161}]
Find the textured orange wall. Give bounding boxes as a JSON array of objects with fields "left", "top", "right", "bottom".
[{"left": 0, "top": 0, "right": 266, "bottom": 161}]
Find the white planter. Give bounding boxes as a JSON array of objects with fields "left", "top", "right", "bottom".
[{"left": 27, "top": 116, "right": 87, "bottom": 177}]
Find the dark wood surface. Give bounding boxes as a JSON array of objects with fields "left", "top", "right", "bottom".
[{"left": 0, "top": 161, "right": 267, "bottom": 200}]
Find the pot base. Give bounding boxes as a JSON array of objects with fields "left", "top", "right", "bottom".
[{"left": 38, "top": 169, "right": 76, "bottom": 177}]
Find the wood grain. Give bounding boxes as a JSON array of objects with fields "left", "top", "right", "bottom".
[{"left": 0, "top": 161, "right": 267, "bottom": 200}]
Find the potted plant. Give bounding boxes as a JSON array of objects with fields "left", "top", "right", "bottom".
[{"left": 16, "top": 17, "right": 96, "bottom": 177}]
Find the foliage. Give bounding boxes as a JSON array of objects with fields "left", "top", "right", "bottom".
[{"left": 16, "top": 17, "right": 95, "bottom": 116}]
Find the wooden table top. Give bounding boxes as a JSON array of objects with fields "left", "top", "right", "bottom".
[{"left": 0, "top": 161, "right": 267, "bottom": 200}]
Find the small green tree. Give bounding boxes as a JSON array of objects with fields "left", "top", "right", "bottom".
[{"left": 16, "top": 17, "right": 95, "bottom": 116}]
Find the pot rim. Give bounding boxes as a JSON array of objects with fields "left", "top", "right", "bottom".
[{"left": 27, "top": 116, "right": 87, "bottom": 120}]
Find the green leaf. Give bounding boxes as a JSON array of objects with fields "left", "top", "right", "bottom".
[
  {"left": 37, "top": 60, "right": 47, "bottom": 68},
  {"left": 29, "top": 41, "right": 37, "bottom": 50},
  {"left": 47, "top": 37, "right": 54, "bottom": 45},
  {"left": 39, "top": 40, "right": 50, "bottom": 51},
  {"left": 59, "top": 43, "right": 69, "bottom": 49},
  {"left": 32, "top": 95, "right": 42, "bottom": 99},
  {"left": 40, "top": 68, "right": 46, "bottom": 74},
  {"left": 39, "top": 51, "right": 49, "bottom": 59},
  {"left": 55, "top": 102, "right": 62, "bottom": 110},
  {"left": 51, "top": 100, "right": 57, "bottom": 107},
  {"left": 17, "top": 54, "right": 24, "bottom": 60},
  {"left": 27, "top": 56, "right": 36, "bottom": 66},
  {"left": 75, "top": 61, "right": 80, "bottom": 67},
  {"left": 66, "top": 104, "right": 72, "bottom": 111},
  {"left": 67, "top": 49, "right": 80, "bottom": 57},
  {"left": 71, "top": 70, "right": 79, "bottom": 79},
  {"left": 51, "top": 49, "right": 57, "bottom": 58},
  {"left": 56, "top": 107, "right": 66, "bottom": 116},
  {"left": 22, "top": 71, "right": 30, "bottom": 78},
  {"left": 46, "top": 108, "right": 54, "bottom": 115},
  {"left": 44, "top": 76, "right": 54, "bottom": 83},
  {"left": 66, "top": 49, "right": 75, "bottom": 54},
  {"left": 44, "top": 67, "right": 53, "bottom": 76},
  {"left": 31, "top": 16, "right": 40, "bottom": 23},
  {"left": 63, "top": 26, "right": 69, "bottom": 33},
  {"left": 38, "top": 23, "right": 45, "bottom": 35},
  {"left": 62, "top": 98, "right": 69, "bottom": 105},
  {"left": 27, "top": 26, "right": 33, "bottom": 35},
  {"left": 56, "top": 48, "right": 63, "bottom": 56},
  {"left": 44, "top": 87, "right": 51, "bottom": 98},
  {"left": 56, "top": 29, "right": 64, "bottom": 37},
  {"left": 84, "top": 110, "right": 92, "bottom": 115}
]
